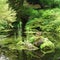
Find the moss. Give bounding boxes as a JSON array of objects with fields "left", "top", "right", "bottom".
[{"left": 40, "top": 39, "right": 55, "bottom": 54}]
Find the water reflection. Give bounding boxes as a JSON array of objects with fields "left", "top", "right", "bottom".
[
  {"left": 0, "top": 47, "right": 60, "bottom": 60},
  {"left": 0, "top": 48, "right": 19, "bottom": 60}
]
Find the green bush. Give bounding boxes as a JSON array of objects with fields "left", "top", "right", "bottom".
[
  {"left": 40, "top": 39, "right": 55, "bottom": 54},
  {"left": 0, "top": 0, "right": 16, "bottom": 34},
  {"left": 25, "top": 8, "right": 60, "bottom": 44}
]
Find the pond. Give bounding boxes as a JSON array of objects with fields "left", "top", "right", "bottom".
[
  {"left": 0, "top": 48, "right": 56, "bottom": 60},
  {"left": 0, "top": 37, "right": 60, "bottom": 60}
]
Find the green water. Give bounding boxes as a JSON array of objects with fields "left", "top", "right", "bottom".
[
  {"left": 0, "top": 37, "right": 60, "bottom": 60},
  {"left": 0, "top": 48, "right": 59, "bottom": 60}
]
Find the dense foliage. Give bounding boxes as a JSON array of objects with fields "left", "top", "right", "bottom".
[
  {"left": 0, "top": 0, "right": 60, "bottom": 60},
  {"left": 0, "top": 0, "right": 16, "bottom": 36},
  {"left": 26, "top": 0, "right": 60, "bottom": 8}
]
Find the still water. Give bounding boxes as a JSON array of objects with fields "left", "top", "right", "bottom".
[
  {"left": 0, "top": 48, "right": 56, "bottom": 60},
  {"left": 0, "top": 37, "right": 60, "bottom": 60},
  {"left": 0, "top": 48, "right": 60, "bottom": 60}
]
